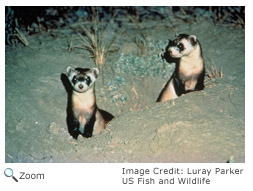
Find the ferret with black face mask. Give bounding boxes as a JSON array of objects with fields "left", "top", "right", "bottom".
[
  {"left": 66, "top": 66, "right": 114, "bottom": 138},
  {"left": 157, "top": 33, "right": 205, "bottom": 102}
]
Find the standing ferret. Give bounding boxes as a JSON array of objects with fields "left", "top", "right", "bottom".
[
  {"left": 157, "top": 33, "right": 205, "bottom": 102},
  {"left": 66, "top": 66, "right": 114, "bottom": 138}
]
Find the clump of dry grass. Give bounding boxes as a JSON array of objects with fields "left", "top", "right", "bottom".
[
  {"left": 14, "top": 27, "right": 29, "bottom": 46},
  {"left": 205, "top": 58, "right": 223, "bottom": 81},
  {"left": 78, "top": 25, "right": 121, "bottom": 71},
  {"left": 72, "top": 8, "right": 124, "bottom": 83},
  {"left": 132, "top": 33, "right": 149, "bottom": 57}
]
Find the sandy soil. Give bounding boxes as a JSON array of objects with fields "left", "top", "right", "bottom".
[{"left": 5, "top": 16, "right": 244, "bottom": 163}]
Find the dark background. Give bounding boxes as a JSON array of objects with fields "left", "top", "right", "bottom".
[{"left": 5, "top": 6, "right": 245, "bottom": 45}]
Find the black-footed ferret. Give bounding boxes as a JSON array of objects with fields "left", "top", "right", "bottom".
[
  {"left": 157, "top": 33, "right": 205, "bottom": 102},
  {"left": 66, "top": 66, "right": 114, "bottom": 138}
]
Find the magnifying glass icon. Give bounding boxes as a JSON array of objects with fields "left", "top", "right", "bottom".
[{"left": 4, "top": 168, "right": 18, "bottom": 182}]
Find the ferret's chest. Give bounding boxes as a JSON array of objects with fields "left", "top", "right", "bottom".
[
  {"left": 72, "top": 94, "right": 95, "bottom": 116},
  {"left": 179, "top": 57, "right": 203, "bottom": 78}
]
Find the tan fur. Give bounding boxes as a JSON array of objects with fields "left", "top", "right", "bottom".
[
  {"left": 179, "top": 45, "right": 204, "bottom": 91},
  {"left": 179, "top": 45, "right": 203, "bottom": 76},
  {"left": 74, "top": 88, "right": 112, "bottom": 136},
  {"left": 93, "top": 111, "right": 106, "bottom": 135},
  {"left": 72, "top": 88, "right": 95, "bottom": 114},
  {"left": 72, "top": 87, "right": 107, "bottom": 135},
  {"left": 158, "top": 79, "right": 178, "bottom": 102},
  {"left": 67, "top": 66, "right": 114, "bottom": 137},
  {"left": 157, "top": 35, "right": 204, "bottom": 102}
]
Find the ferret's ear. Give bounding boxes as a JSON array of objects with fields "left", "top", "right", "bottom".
[
  {"left": 175, "top": 33, "right": 179, "bottom": 38},
  {"left": 189, "top": 35, "right": 197, "bottom": 46},
  {"left": 168, "top": 39, "right": 174, "bottom": 46},
  {"left": 66, "top": 66, "right": 75, "bottom": 76},
  {"left": 91, "top": 68, "right": 99, "bottom": 79}
]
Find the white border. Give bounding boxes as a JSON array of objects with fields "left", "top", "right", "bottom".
[{"left": 1, "top": 1, "right": 251, "bottom": 190}]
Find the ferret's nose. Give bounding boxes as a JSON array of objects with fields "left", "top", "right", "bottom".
[
  {"left": 78, "top": 84, "right": 84, "bottom": 89},
  {"left": 168, "top": 49, "right": 172, "bottom": 55}
]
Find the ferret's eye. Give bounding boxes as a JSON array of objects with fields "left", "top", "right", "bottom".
[
  {"left": 72, "top": 76, "right": 77, "bottom": 84},
  {"left": 84, "top": 76, "right": 91, "bottom": 85},
  {"left": 178, "top": 43, "right": 184, "bottom": 51}
]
